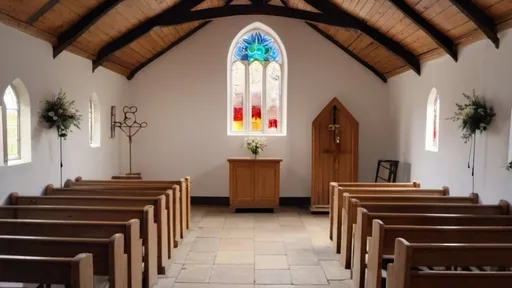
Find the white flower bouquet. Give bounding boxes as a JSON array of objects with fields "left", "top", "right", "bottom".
[
  {"left": 39, "top": 90, "right": 82, "bottom": 138},
  {"left": 243, "top": 137, "right": 267, "bottom": 158}
]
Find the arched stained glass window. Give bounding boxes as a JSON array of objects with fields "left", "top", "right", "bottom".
[
  {"left": 3, "top": 85, "right": 20, "bottom": 160},
  {"left": 425, "top": 88, "right": 440, "bottom": 152},
  {"left": 228, "top": 23, "right": 287, "bottom": 136}
]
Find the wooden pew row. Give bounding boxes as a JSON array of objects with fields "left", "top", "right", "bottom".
[
  {"left": 67, "top": 179, "right": 188, "bottom": 238},
  {"left": 46, "top": 185, "right": 180, "bottom": 253},
  {"left": 353, "top": 210, "right": 512, "bottom": 288},
  {"left": 0, "top": 219, "right": 143, "bottom": 288},
  {"left": 328, "top": 181, "right": 420, "bottom": 240},
  {"left": 387, "top": 239, "right": 512, "bottom": 288},
  {"left": 347, "top": 200, "right": 509, "bottom": 270},
  {"left": 72, "top": 176, "right": 191, "bottom": 231},
  {"left": 0, "top": 253, "right": 94, "bottom": 288},
  {"left": 332, "top": 187, "right": 448, "bottom": 254},
  {"left": 367, "top": 223, "right": 512, "bottom": 288},
  {"left": 0, "top": 205, "right": 157, "bottom": 287},
  {"left": 0, "top": 234, "right": 126, "bottom": 288},
  {"left": 112, "top": 175, "right": 143, "bottom": 180},
  {"left": 9, "top": 193, "right": 170, "bottom": 276},
  {"left": 340, "top": 193, "right": 479, "bottom": 268}
]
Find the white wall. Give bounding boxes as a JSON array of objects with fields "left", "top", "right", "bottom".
[
  {"left": 126, "top": 16, "right": 393, "bottom": 197},
  {"left": 389, "top": 30, "right": 512, "bottom": 204},
  {"left": 0, "top": 24, "right": 126, "bottom": 200}
]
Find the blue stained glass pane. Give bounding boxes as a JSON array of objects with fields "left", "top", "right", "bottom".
[{"left": 232, "top": 30, "right": 281, "bottom": 64}]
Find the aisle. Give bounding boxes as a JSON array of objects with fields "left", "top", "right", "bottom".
[{"left": 157, "top": 206, "right": 352, "bottom": 288}]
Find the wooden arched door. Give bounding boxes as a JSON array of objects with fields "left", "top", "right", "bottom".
[{"left": 311, "top": 97, "right": 359, "bottom": 212}]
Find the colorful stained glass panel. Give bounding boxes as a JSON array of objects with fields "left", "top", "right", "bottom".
[
  {"left": 250, "top": 62, "right": 263, "bottom": 132},
  {"left": 266, "top": 62, "right": 281, "bottom": 130},
  {"left": 233, "top": 30, "right": 281, "bottom": 64},
  {"left": 232, "top": 62, "right": 245, "bottom": 131}
]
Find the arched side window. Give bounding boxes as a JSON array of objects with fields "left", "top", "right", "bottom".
[
  {"left": 1, "top": 79, "right": 31, "bottom": 166},
  {"left": 3, "top": 85, "right": 20, "bottom": 160},
  {"left": 425, "top": 88, "right": 440, "bottom": 152},
  {"left": 89, "top": 93, "right": 101, "bottom": 147},
  {"left": 228, "top": 22, "right": 287, "bottom": 136}
]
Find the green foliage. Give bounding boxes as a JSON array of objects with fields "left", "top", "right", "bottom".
[
  {"left": 507, "top": 161, "right": 512, "bottom": 171},
  {"left": 39, "top": 90, "right": 82, "bottom": 139},
  {"left": 447, "top": 90, "right": 496, "bottom": 143}
]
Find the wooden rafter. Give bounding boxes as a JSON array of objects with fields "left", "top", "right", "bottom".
[
  {"left": 53, "top": 0, "right": 123, "bottom": 58},
  {"left": 26, "top": 0, "right": 60, "bottom": 25},
  {"left": 302, "top": 0, "right": 420, "bottom": 75},
  {"left": 449, "top": 0, "right": 499, "bottom": 48},
  {"left": 387, "top": 0, "right": 458, "bottom": 61},
  {"left": 127, "top": 21, "right": 212, "bottom": 80},
  {"left": 306, "top": 22, "right": 387, "bottom": 83},
  {"left": 93, "top": 0, "right": 206, "bottom": 71}
]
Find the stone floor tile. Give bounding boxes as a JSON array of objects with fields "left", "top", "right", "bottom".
[
  {"left": 254, "top": 242, "right": 286, "bottom": 255},
  {"left": 290, "top": 266, "right": 328, "bottom": 285},
  {"left": 197, "top": 227, "right": 222, "bottom": 238},
  {"left": 166, "top": 263, "right": 183, "bottom": 278},
  {"left": 185, "top": 252, "right": 216, "bottom": 264},
  {"left": 254, "top": 270, "right": 292, "bottom": 284},
  {"left": 219, "top": 238, "right": 254, "bottom": 251},
  {"left": 221, "top": 228, "right": 254, "bottom": 239},
  {"left": 284, "top": 238, "right": 313, "bottom": 250},
  {"left": 287, "top": 250, "right": 319, "bottom": 266},
  {"left": 215, "top": 251, "right": 254, "bottom": 264},
  {"left": 191, "top": 238, "right": 220, "bottom": 252},
  {"left": 209, "top": 265, "right": 254, "bottom": 284},
  {"left": 320, "top": 261, "right": 351, "bottom": 280},
  {"left": 176, "top": 265, "right": 212, "bottom": 283},
  {"left": 156, "top": 277, "right": 175, "bottom": 288},
  {"left": 255, "top": 255, "right": 289, "bottom": 269}
]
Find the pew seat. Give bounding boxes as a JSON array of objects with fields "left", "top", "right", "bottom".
[{"left": 0, "top": 254, "right": 94, "bottom": 288}]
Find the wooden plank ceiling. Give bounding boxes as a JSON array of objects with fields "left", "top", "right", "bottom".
[{"left": 0, "top": 0, "right": 511, "bottom": 81}]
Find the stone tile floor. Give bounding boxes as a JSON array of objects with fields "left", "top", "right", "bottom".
[{"left": 157, "top": 206, "right": 352, "bottom": 288}]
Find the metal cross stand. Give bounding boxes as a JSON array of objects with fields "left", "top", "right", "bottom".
[{"left": 111, "top": 106, "right": 148, "bottom": 174}]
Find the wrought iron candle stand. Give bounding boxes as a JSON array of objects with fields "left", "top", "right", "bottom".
[{"left": 111, "top": 106, "right": 148, "bottom": 174}]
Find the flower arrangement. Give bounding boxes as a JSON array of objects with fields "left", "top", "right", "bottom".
[
  {"left": 39, "top": 90, "right": 82, "bottom": 138},
  {"left": 243, "top": 137, "right": 267, "bottom": 158},
  {"left": 448, "top": 90, "right": 496, "bottom": 143}
]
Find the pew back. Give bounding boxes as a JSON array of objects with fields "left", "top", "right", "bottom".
[
  {"left": 0, "top": 254, "right": 94, "bottom": 288},
  {"left": 340, "top": 193, "right": 479, "bottom": 267},
  {"left": 0, "top": 205, "right": 157, "bottom": 287},
  {"left": 388, "top": 238, "right": 512, "bottom": 288},
  {"left": 367, "top": 222, "right": 512, "bottom": 288},
  {"left": 0, "top": 219, "right": 142, "bottom": 288},
  {"left": 0, "top": 234, "right": 125, "bottom": 288},
  {"left": 353, "top": 209, "right": 512, "bottom": 288}
]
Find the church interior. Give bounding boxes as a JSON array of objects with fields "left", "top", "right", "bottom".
[{"left": 1, "top": 0, "right": 512, "bottom": 287}]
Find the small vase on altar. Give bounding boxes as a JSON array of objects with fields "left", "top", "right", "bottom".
[{"left": 252, "top": 152, "right": 259, "bottom": 159}]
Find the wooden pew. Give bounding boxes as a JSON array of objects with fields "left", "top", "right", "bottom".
[
  {"left": 0, "top": 205, "right": 157, "bottom": 287},
  {"left": 73, "top": 176, "right": 191, "bottom": 231},
  {"left": 366, "top": 221, "right": 512, "bottom": 288},
  {"left": 0, "top": 253, "right": 93, "bottom": 288},
  {"left": 331, "top": 187, "right": 448, "bottom": 255},
  {"left": 0, "top": 234, "right": 126, "bottom": 288},
  {"left": 0, "top": 219, "right": 143, "bottom": 288},
  {"left": 69, "top": 178, "right": 189, "bottom": 237},
  {"left": 112, "top": 175, "right": 143, "bottom": 180},
  {"left": 10, "top": 192, "right": 170, "bottom": 278},
  {"left": 340, "top": 193, "right": 479, "bottom": 268},
  {"left": 328, "top": 181, "right": 420, "bottom": 240},
  {"left": 387, "top": 238, "right": 512, "bottom": 288},
  {"left": 46, "top": 184, "right": 180, "bottom": 253},
  {"left": 353, "top": 209, "right": 512, "bottom": 288}
]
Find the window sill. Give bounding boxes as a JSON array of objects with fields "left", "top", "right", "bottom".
[
  {"left": 7, "top": 158, "right": 31, "bottom": 166},
  {"left": 227, "top": 132, "right": 287, "bottom": 137},
  {"left": 90, "top": 144, "right": 101, "bottom": 148}
]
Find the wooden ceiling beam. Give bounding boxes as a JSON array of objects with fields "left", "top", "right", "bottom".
[
  {"left": 302, "top": 0, "right": 420, "bottom": 75},
  {"left": 449, "top": 0, "right": 499, "bottom": 48},
  {"left": 127, "top": 21, "right": 212, "bottom": 80},
  {"left": 306, "top": 22, "right": 387, "bottom": 83},
  {"left": 93, "top": 0, "right": 206, "bottom": 71},
  {"left": 53, "top": 0, "right": 122, "bottom": 58},
  {"left": 26, "top": 0, "right": 59, "bottom": 25},
  {"left": 388, "top": 0, "right": 457, "bottom": 61}
]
